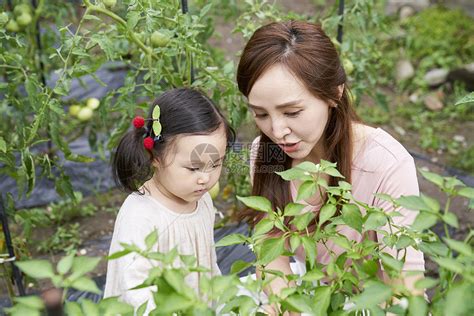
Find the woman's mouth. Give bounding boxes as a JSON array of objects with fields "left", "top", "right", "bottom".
[{"left": 279, "top": 141, "right": 300, "bottom": 153}]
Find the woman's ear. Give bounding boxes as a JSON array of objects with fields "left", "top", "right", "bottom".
[{"left": 337, "top": 84, "right": 345, "bottom": 100}]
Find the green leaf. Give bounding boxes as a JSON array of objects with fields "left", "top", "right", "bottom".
[
  {"left": 329, "top": 236, "right": 352, "bottom": 250},
  {"left": 411, "top": 212, "right": 438, "bottom": 231},
  {"left": 154, "top": 292, "right": 194, "bottom": 313},
  {"left": 99, "top": 297, "right": 134, "bottom": 315},
  {"left": 351, "top": 281, "right": 392, "bottom": 309},
  {"left": 420, "top": 194, "right": 440, "bottom": 212},
  {"left": 81, "top": 299, "right": 99, "bottom": 316},
  {"left": 419, "top": 169, "right": 444, "bottom": 187},
  {"left": 65, "top": 302, "right": 83, "bottom": 316},
  {"left": 294, "top": 161, "right": 320, "bottom": 173},
  {"left": 284, "top": 203, "right": 306, "bottom": 216},
  {"left": 292, "top": 212, "right": 315, "bottom": 231},
  {"left": 13, "top": 296, "right": 44, "bottom": 310},
  {"left": 419, "top": 241, "right": 449, "bottom": 257},
  {"left": 258, "top": 237, "right": 286, "bottom": 265},
  {"left": 458, "top": 187, "right": 474, "bottom": 199},
  {"left": 71, "top": 256, "right": 101, "bottom": 278},
  {"left": 296, "top": 180, "right": 317, "bottom": 202},
  {"left": 254, "top": 218, "right": 274, "bottom": 236},
  {"left": 107, "top": 249, "right": 132, "bottom": 260},
  {"left": 289, "top": 234, "right": 301, "bottom": 252},
  {"left": 126, "top": 11, "right": 140, "bottom": 29},
  {"left": 276, "top": 167, "right": 312, "bottom": 181},
  {"left": 215, "top": 234, "right": 247, "bottom": 247},
  {"left": 443, "top": 238, "right": 473, "bottom": 257},
  {"left": 414, "top": 277, "right": 439, "bottom": 290},
  {"left": 152, "top": 121, "right": 162, "bottom": 136},
  {"left": 319, "top": 204, "right": 337, "bottom": 226},
  {"left": 442, "top": 212, "right": 459, "bottom": 228},
  {"left": 432, "top": 257, "right": 465, "bottom": 274},
  {"left": 71, "top": 277, "right": 101, "bottom": 294},
  {"left": 312, "top": 286, "right": 332, "bottom": 316},
  {"left": 0, "top": 137, "right": 6, "bottom": 153},
  {"left": 408, "top": 295, "right": 428, "bottom": 316},
  {"left": 324, "top": 166, "right": 344, "bottom": 178},
  {"left": 145, "top": 229, "right": 158, "bottom": 250},
  {"left": 57, "top": 253, "right": 75, "bottom": 275},
  {"left": 396, "top": 235, "right": 414, "bottom": 250},
  {"left": 281, "top": 294, "right": 313, "bottom": 313},
  {"left": 455, "top": 92, "right": 474, "bottom": 105},
  {"left": 444, "top": 282, "right": 472, "bottom": 316},
  {"left": 230, "top": 260, "right": 253, "bottom": 274},
  {"left": 342, "top": 204, "right": 363, "bottom": 233},
  {"left": 380, "top": 253, "right": 403, "bottom": 272},
  {"left": 16, "top": 260, "right": 55, "bottom": 279},
  {"left": 301, "top": 236, "right": 317, "bottom": 269},
  {"left": 364, "top": 212, "right": 387, "bottom": 230},
  {"left": 396, "top": 195, "right": 431, "bottom": 211},
  {"left": 237, "top": 195, "right": 272, "bottom": 213},
  {"left": 301, "top": 268, "right": 325, "bottom": 282}
]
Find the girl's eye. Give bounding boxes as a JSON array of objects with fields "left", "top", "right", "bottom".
[
  {"left": 285, "top": 110, "right": 302, "bottom": 117},
  {"left": 254, "top": 113, "right": 268, "bottom": 118},
  {"left": 186, "top": 167, "right": 199, "bottom": 172},
  {"left": 211, "top": 164, "right": 221, "bottom": 169}
]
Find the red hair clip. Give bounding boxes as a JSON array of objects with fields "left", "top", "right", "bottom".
[{"left": 132, "top": 116, "right": 145, "bottom": 129}]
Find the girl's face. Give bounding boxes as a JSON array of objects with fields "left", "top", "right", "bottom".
[
  {"left": 153, "top": 125, "right": 227, "bottom": 205},
  {"left": 248, "top": 64, "right": 332, "bottom": 163}
]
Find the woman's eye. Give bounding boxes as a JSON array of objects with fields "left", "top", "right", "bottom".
[
  {"left": 254, "top": 113, "right": 268, "bottom": 118},
  {"left": 285, "top": 110, "right": 302, "bottom": 117},
  {"left": 186, "top": 167, "right": 199, "bottom": 172},
  {"left": 211, "top": 164, "right": 222, "bottom": 169}
]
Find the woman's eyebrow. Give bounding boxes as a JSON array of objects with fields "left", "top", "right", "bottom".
[{"left": 248, "top": 99, "right": 302, "bottom": 110}]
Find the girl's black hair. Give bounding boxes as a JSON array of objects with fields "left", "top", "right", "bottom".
[{"left": 112, "top": 88, "right": 235, "bottom": 192}]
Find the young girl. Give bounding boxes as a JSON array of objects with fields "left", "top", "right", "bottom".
[
  {"left": 237, "top": 21, "right": 425, "bottom": 313},
  {"left": 103, "top": 88, "right": 234, "bottom": 312}
]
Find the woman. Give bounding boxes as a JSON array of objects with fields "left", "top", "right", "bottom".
[{"left": 236, "top": 20, "right": 424, "bottom": 312}]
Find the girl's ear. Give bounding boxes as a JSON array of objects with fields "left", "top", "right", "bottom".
[{"left": 151, "top": 158, "right": 160, "bottom": 169}]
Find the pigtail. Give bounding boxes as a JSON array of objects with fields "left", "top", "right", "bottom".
[{"left": 111, "top": 127, "right": 153, "bottom": 193}]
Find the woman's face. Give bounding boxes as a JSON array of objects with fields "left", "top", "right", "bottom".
[{"left": 247, "top": 64, "right": 332, "bottom": 162}]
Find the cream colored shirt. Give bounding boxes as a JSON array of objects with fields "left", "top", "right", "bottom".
[
  {"left": 250, "top": 128, "right": 425, "bottom": 271},
  {"left": 104, "top": 192, "right": 221, "bottom": 312}
]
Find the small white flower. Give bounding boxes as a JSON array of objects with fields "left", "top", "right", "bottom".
[
  {"left": 399, "top": 297, "right": 409, "bottom": 309},
  {"left": 414, "top": 238, "right": 422, "bottom": 245},
  {"left": 247, "top": 244, "right": 254, "bottom": 251},
  {"left": 79, "top": 249, "right": 87, "bottom": 255}
]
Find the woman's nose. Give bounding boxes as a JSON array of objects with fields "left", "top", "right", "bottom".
[{"left": 271, "top": 118, "right": 291, "bottom": 140}]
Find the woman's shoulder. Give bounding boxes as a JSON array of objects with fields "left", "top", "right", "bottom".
[{"left": 353, "top": 125, "right": 414, "bottom": 173}]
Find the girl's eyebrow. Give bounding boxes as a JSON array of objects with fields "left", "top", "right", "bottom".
[{"left": 248, "top": 99, "right": 302, "bottom": 110}]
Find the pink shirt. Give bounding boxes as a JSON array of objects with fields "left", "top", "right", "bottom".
[{"left": 250, "top": 128, "right": 425, "bottom": 271}]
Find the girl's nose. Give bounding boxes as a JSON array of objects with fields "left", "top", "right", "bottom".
[{"left": 197, "top": 172, "right": 210, "bottom": 184}]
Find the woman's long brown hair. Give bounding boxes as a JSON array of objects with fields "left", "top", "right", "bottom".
[{"left": 236, "top": 21, "right": 360, "bottom": 227}]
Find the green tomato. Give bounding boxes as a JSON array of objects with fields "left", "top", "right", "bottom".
[
  {"left": 6, "top": 20, "right": 20, "bottom": 32},
  {"left": 69, "top": 105, "right": 81, "bottom": 117},
  {"left": 102, "top": 0, "right": 117, "bottom": 8},
  {"left": 209, "top": 182, "right": 220, "bottom": 200},
  {"left": 0, "top": 12, "right": 9, "bottom": 26},
  {"left": 16, "top": 13, "right": 32, "bottom": 27},
  {"left": 14, "top": 4, "right": 32, "bottom": 16},
  {"left": 343, "top": 58, "right": 354, "bottom": 75},
  {"left": 86, "top": 97, "right": 100, "bottom": 110},
  {"left": 77, "top": 107, "right": 94, "bottom": 121},
  {"left": 150, "top": 31, "right": 170, "bottom": 48}
]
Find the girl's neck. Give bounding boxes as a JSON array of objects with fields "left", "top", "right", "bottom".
[{"left": 143, "top": 179, "right": 197, "bottom": 214}]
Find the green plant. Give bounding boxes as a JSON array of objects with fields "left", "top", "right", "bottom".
[
  {"left": 10, "top": 165, "right": 473, "bottom": 315},
  {"left": 37, "top": 223, "right": 82, "bottom": 253}
]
